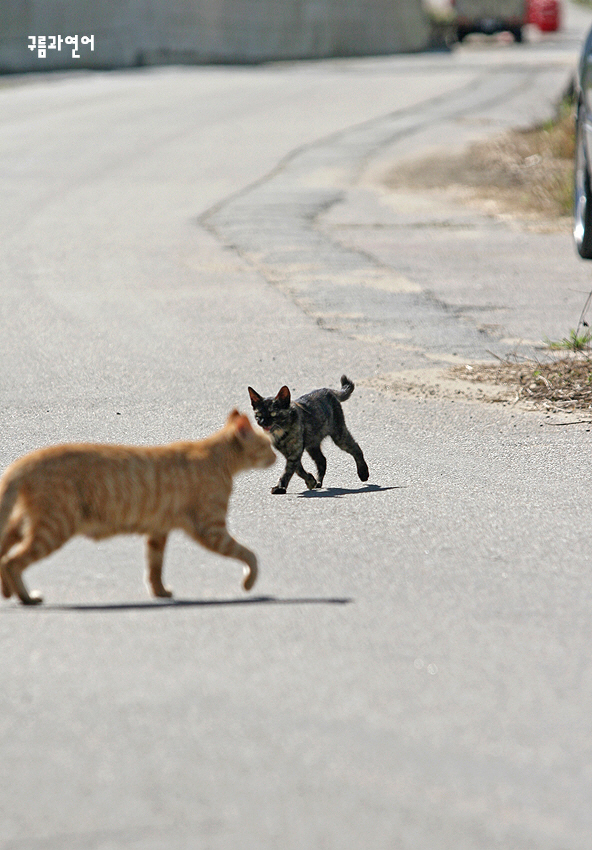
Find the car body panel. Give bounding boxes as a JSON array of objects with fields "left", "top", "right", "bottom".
[{"left": 574, "top": 25, "right": 592, "bottom": 257}]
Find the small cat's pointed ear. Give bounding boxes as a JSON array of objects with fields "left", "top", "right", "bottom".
[
  {"left": 276, "top": 386, "right": 291, "bottom": 407},
  {"left": 234, "top": 413, "right": 253, "bottom": 440},
  {"left": 248, "top": 387, "right": 262, "bottom": 407}
]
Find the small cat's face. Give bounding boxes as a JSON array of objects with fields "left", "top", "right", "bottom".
[{"left": 248, "top": 386, "right": 291, "bottom": 436}]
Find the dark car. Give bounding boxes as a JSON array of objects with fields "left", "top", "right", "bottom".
[
  {"left": 452, "top": 0, "right": 526, "bottom": 42},
  {"left": 574, "top": 25, "right": 592, "bottom": 258}
]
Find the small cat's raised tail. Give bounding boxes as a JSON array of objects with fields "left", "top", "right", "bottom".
[{"left": 334, "top": 375, "right": 355, "bottom": 402}]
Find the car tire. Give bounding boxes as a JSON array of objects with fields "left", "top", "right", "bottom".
[
  {"left": 511, "top": 26, "right": 523, "bottom": 43},
  {"left": 574, "top": 104, "right": 592, "bottom": 259}
]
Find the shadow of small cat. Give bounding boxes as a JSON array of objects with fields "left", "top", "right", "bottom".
[{"left": 248, "top": 375, "right": 369, "bottom": 494}]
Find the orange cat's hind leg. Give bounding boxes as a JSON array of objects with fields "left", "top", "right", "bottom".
[
  {"left": 187, "top": 520, "right": 258, "bottom": 592},
  {"left": 0, "top": 523, "right": 23, "bottom": 598},
  {"left": 145, "top": 534, "right": 173, "bottom": 599},
  {"left": 1, "top": 543, "right": 45, "bottom": 605},
  {"left": 1, "top": 568, "right": 12, "bottom": 599},
  {"left": 1, "top": 521, "right": 69, "bottom": 605}
]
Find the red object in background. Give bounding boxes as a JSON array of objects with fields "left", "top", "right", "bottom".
[{"left": 526, "top": 0, "right": 561, "bottom": 31}]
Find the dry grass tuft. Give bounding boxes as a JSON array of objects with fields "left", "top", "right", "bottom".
[{"left": 451, "top": 354, "right": 592, "bottom": 411}]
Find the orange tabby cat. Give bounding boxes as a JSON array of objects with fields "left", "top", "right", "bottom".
[{"left": 0, "top": 410, "right": 275, "bottom": 605}]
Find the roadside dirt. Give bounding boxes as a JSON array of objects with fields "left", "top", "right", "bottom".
[
  {"left": 384, "top": 103, "right": 574, "bottom": 227},
  {"left": 377, "top": 105, "right": 592, "bottom": 416}
]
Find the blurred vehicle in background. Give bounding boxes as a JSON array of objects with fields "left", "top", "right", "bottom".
[
  {"left": 452, "top": 0, "right": 526, "bottom": 41},
  {"left": 574, "top": 24, "right": 592, "bottom": 258},
  {"left": 526, "top": 0, "right": 561, "bottom": 32}
]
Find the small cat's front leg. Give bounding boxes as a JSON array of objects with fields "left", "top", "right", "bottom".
[
  {"left": 273, "top": 457, "right": 316, "bottom": 493},
  {"left": 272, "top": 460, "right": 296, "bottom": 494},
  {"left": 295, "top": 461, "right": 317, "bottom": 490},
  {"left": 145, "top": 534, "right": 173, "bottom": 599},
  {"left": 306, "top": 446, "right": 326, "bottom": 488}
]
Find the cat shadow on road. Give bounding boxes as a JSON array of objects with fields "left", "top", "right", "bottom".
[
  {"left": 297, "top": 483, "right": 402, "bottom": 499},
  {"left": 39, "top": 595, "right": 352, "bottom": 612}
]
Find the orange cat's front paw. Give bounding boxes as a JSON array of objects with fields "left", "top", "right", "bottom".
[
  {"left": 242, "top": 563, "right": 257, "bottom": 592},
  {"left": 153, "top": 586, "right": 173, "bottom": 599},
  {"left": 22, "top": 591, "right": 43, "bottom": 606}
]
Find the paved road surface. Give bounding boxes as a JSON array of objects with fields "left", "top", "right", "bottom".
[{"left": 1, "top": 6, "right": 592, "bottom": 849}]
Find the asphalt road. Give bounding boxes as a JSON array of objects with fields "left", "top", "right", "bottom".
[{"left": 2, "top": 7, "right": 592, "bottom": 849}]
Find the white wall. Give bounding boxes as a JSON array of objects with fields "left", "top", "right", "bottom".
[{"left": 0, "top": 0, "right": 430, "bottom": 72}]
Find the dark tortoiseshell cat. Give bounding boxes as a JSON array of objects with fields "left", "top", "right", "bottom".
[{"left": 248, "top": 375, "right": 369, "bottom": 494}]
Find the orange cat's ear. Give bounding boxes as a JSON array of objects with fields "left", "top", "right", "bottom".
[
  {"left": 227, "top": 409, "right": 242, "bottom": 424},
  {"left": 234, "top": 413, "right": 253, "bottom": 440}
]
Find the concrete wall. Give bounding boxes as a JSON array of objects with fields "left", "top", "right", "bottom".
[{"left": 0, "top": 0, "right": 430, "bottom": 72}]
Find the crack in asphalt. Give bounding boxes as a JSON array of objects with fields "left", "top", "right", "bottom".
[{"left": 199, "top": 65, "right": 556, "bottom": 364}]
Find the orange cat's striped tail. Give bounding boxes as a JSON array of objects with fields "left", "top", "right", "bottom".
[{"left": 0, "top": 474, "right": 20, "bottom": 554}]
